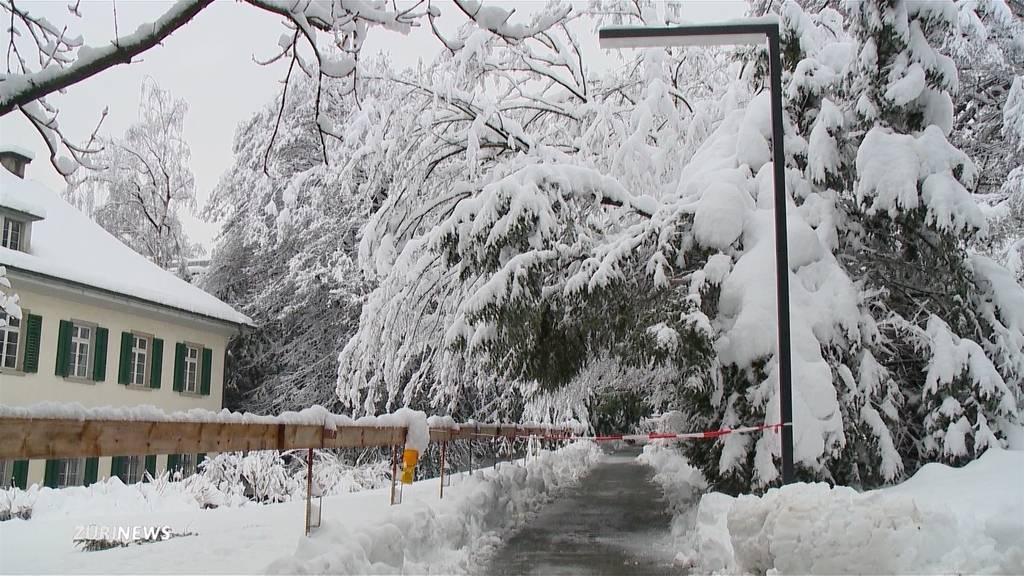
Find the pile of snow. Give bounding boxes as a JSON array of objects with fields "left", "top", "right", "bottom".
[
  {"left": 1, "top": 451, "right": 391, "bottom": 518},
  {"left": 642, "top": 444, "right": 1024, "bottom": 574},
  {"left": 267, "top": 441, "right": 602, "bottom": 574}
]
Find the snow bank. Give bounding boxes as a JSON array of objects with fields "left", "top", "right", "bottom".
[
  {"left": 645, "top": 445, "right": 1024, "bottom": 574},
  {"left": 1, "top": 452, "right": 391, "bottom": 519},
  {"left": 637, "top": 444, "right": 709, "bottom": 569},
  {"left": 0, "top": 443, "right": 598, "bottom": 574},
  {"left": 266, "top": 441, "right": 602, "bottom": 574}
]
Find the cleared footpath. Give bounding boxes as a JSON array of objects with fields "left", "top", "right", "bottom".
[{"left": 487, "top": 445, "right": 678, "bottom": 576}]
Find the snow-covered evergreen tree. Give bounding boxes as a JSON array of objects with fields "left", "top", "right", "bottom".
[
  {"left": 200, "top": 0, "right": 1022, "bottom": 492},
  {"left": 334, "top": 0, "right": 1022, "bottom": 492}
]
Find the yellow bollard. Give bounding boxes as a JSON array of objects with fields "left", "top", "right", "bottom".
[{"left": 401, "top": 448, "right": 419, "bottom": 484}]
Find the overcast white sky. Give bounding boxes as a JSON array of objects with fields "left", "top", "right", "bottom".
[{"left": 0, "top": 0, "right": 745, "bottom": 249}]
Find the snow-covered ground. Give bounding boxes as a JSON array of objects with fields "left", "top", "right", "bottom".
[
  {"left": 642, "top": 441, "right": 1024, "bottom": 574},
  {"left": 0, "top": 442, "right": 601, "bottom": 574}
]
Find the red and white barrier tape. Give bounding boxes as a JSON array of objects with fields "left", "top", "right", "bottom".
[
  {"left": 579, "top": 422, "right": 789, "bottom": 443},
  {"left": 462, "top": 422, "right": 789, "bottom": 443}
]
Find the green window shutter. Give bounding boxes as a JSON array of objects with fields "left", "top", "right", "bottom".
[
  {"left": 173, "top": 342, "right": 185, "bottom": 392},
  {"left": 43, "top": 459, "right": 59, "bottom": 488},
  {"left": 54, "top": 320, "right": 72, "bottom": 376},
  {"left": 92, "top": 327, "right": 108, "bottom": 381},
  {"left": 12, "top": 460, "right": 29, "bottom": 489},
  {"left": 200, "top": 347, "right": 212, "bottom": 396},
  {"left": 144, "top": 455, "right": 156, "bottom": 481},
  {"left": 83, "top": 457, "right": 98, "bottom": 486},
  {"left": 150, "top": 338, "right": 163, "bottom": 389},
  {"left": 167, "top": 454, "right": 180, "bottom": 474},
  {"left": 197, "top": 453, "right": 206, "bottom": 471},
  {"left": 111, "top": 456, "right": 125, "bottom": 482},
  {"left": 117, "top": 332, "right": 133, "bottom": 385},
  {"left": 22, "top": 314, "right": 42, "bottom": 373}
]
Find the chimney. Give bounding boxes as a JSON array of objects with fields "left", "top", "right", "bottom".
[{"left": 0, "top": 146, "right": 34, "bottom": 179}]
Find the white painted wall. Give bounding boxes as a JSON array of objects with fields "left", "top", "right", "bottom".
[{"left": 1, "top": 275, "right": 241, "bottom": 486}]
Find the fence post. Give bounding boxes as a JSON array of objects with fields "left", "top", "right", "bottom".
[
  {"left": 304, "top": 448, "right": 313, "bottom": 535},
  {"left": 439, "top": 440, "right": 447, "bottom": 499},
  {"left": 390, "top": 444, "right": 398, "bottom": 505}
]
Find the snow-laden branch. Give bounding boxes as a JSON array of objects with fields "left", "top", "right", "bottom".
[{"left": 0, "top": 0, "right": 212, "bottom": 115}]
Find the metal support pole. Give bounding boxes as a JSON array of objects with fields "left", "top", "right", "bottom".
[
  {"left": 767, "top": 29, "right": 795, "bottom": 485},
  {"left": 439, "top": 440, "right": 447, "bottom": 499},
  {"left": 304, "top": 448, "right": 313, "bottom": 534},
  {"left": 390, "top": 444, "right": 399, "bottom": 505}
]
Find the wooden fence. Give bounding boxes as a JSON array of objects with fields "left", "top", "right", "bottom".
[
  {"left": 0, "top": 416, "right": 574, "bottom": 534},
  {"left": 0, "top": 417, "right": 572, "bottom": 460}
]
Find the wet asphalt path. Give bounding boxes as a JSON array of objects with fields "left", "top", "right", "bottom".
[{"left": 485, "top": 445, "right": 677, "bottom": 576}]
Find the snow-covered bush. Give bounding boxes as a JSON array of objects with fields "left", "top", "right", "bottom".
[
  {"left": 0, "top": 487, "right": 34, "bottom": 521},
  {"left": 195, "top": 450, "right": 390, "bottom": 505}
]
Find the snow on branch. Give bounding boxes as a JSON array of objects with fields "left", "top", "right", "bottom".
[
  {"left": 0, "top": 0, "right": 211, "bottom": 115},
  {"left": 452, "top": 0, "right": 571, "bottom": 43},
  {"left": 2, "top": 0, "right": 577, "bottom": 176}
]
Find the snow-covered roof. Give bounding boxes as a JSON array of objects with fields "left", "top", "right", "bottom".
[
  {"left": 0, "top": 170, "right": 47, "bottom": 219},
  {"left": 0, "top": 144, "right": 35, "bottom": 161},
  {"left": 0, "top": 169, "right": 253, "bottom": 327}
]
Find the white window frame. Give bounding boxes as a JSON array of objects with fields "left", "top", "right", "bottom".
[
  {"left": 0, "top": 459, "right": 12, "bottom": 488},
  {"left": 178, "top": 454, "right": 198, "bottom": 479},
  {"left": 1, "top": 313, "right": 20, "bottom": 370},
  {"left": 1, "top": 216, "right": 23, "bottom": 251},
  {"left": 121, "top": 455, "right": 144, "bottom": 484},
  {"left": 57, "top": 458, "right": 85, "bottom": 488},
  {"left": 130, "top": 333, "right": 150, "bottom": 387},
  {"left": 69, "top": 322, "right": 93, "bottom": 379},
  {"left": 184, "top": 345, "right": 200, "bottom": 393}
]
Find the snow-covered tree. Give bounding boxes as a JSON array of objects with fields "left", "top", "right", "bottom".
[
  {"left": 198, "top": 0, "right": 1023, "bottom": 492},
  {"left": 0, "top": 0, "right": 574, "bottom": 177},
  {"left": 946, "top": 1, "right": 1024, "bottom": 279},
  {"left": 66, "top": 80, "right": 198, "bottom": 270},
  {"left": 203, "top": 71, "right": 375, "bottom": 413},
  {"left": 335, "top": 0, "right": 1023, "bottom": 492}
]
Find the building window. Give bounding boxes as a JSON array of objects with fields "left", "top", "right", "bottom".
[
  {"left": 2, "top": 217, "right": 23, "bottom": 251},
  {"left": 184, "top": 345, "right": 200, "bottom": 393},
  {"left": 57, "top": 458, "right": 85, "bottom": 488},
  {"left": 1, "top": 313, "right": 19, "bottom": 369},
  {"left": 169, "top": 450, "right": 195, "bottom": 477},
  {"left": 121, "top": 455, "right": 144, "bottom": 484},
  {"left": 181, "top": 453, "right": 198, "bottom": 477},
  {"left": 0, "top": 459, "right": 11, "bottom": 488},
  {"left": 70, "top": 323, "right": 91, "bottom": 378},
  {"left": 130, "top": 335, "right": 148, "bottom": 386}
]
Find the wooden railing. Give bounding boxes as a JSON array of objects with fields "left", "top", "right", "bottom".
[
  {"left": 0, "top": 415, "right": 575, "bottom": 533},
  {"left": 0, "top": 417, "right": 572, "bottom": 460}
]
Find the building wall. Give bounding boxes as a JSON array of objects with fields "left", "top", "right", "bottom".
[{"left": 1, "top": 278, "right": 238, "bottom": 487}]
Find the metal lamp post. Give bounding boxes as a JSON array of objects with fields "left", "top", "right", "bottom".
[{"left": 599, "top": 22, "right": 795, "bottom": 484}]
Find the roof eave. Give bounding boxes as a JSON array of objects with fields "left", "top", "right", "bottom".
[{"left": 4, "top": 264, "right": 256, "bottom": 332}]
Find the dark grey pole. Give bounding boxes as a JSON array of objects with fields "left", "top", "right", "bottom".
[
  {"left": 766, "top": 29, "right": 795, "bottom": 484},
  {"left": 598, "top": 21, "right": 796, "bottom": 485}
]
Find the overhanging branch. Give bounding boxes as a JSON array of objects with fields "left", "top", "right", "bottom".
[{"left": 0, "top": 0, "right": 213, "bottom": 116}]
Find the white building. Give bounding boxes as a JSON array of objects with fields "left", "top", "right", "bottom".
[{"left": 0, "top": 147, "right": 253, "bottom": 489}]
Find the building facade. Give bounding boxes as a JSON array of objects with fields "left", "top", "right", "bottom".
[{"left": 0, "top": 148, "right": 252, "bottom": 489}]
